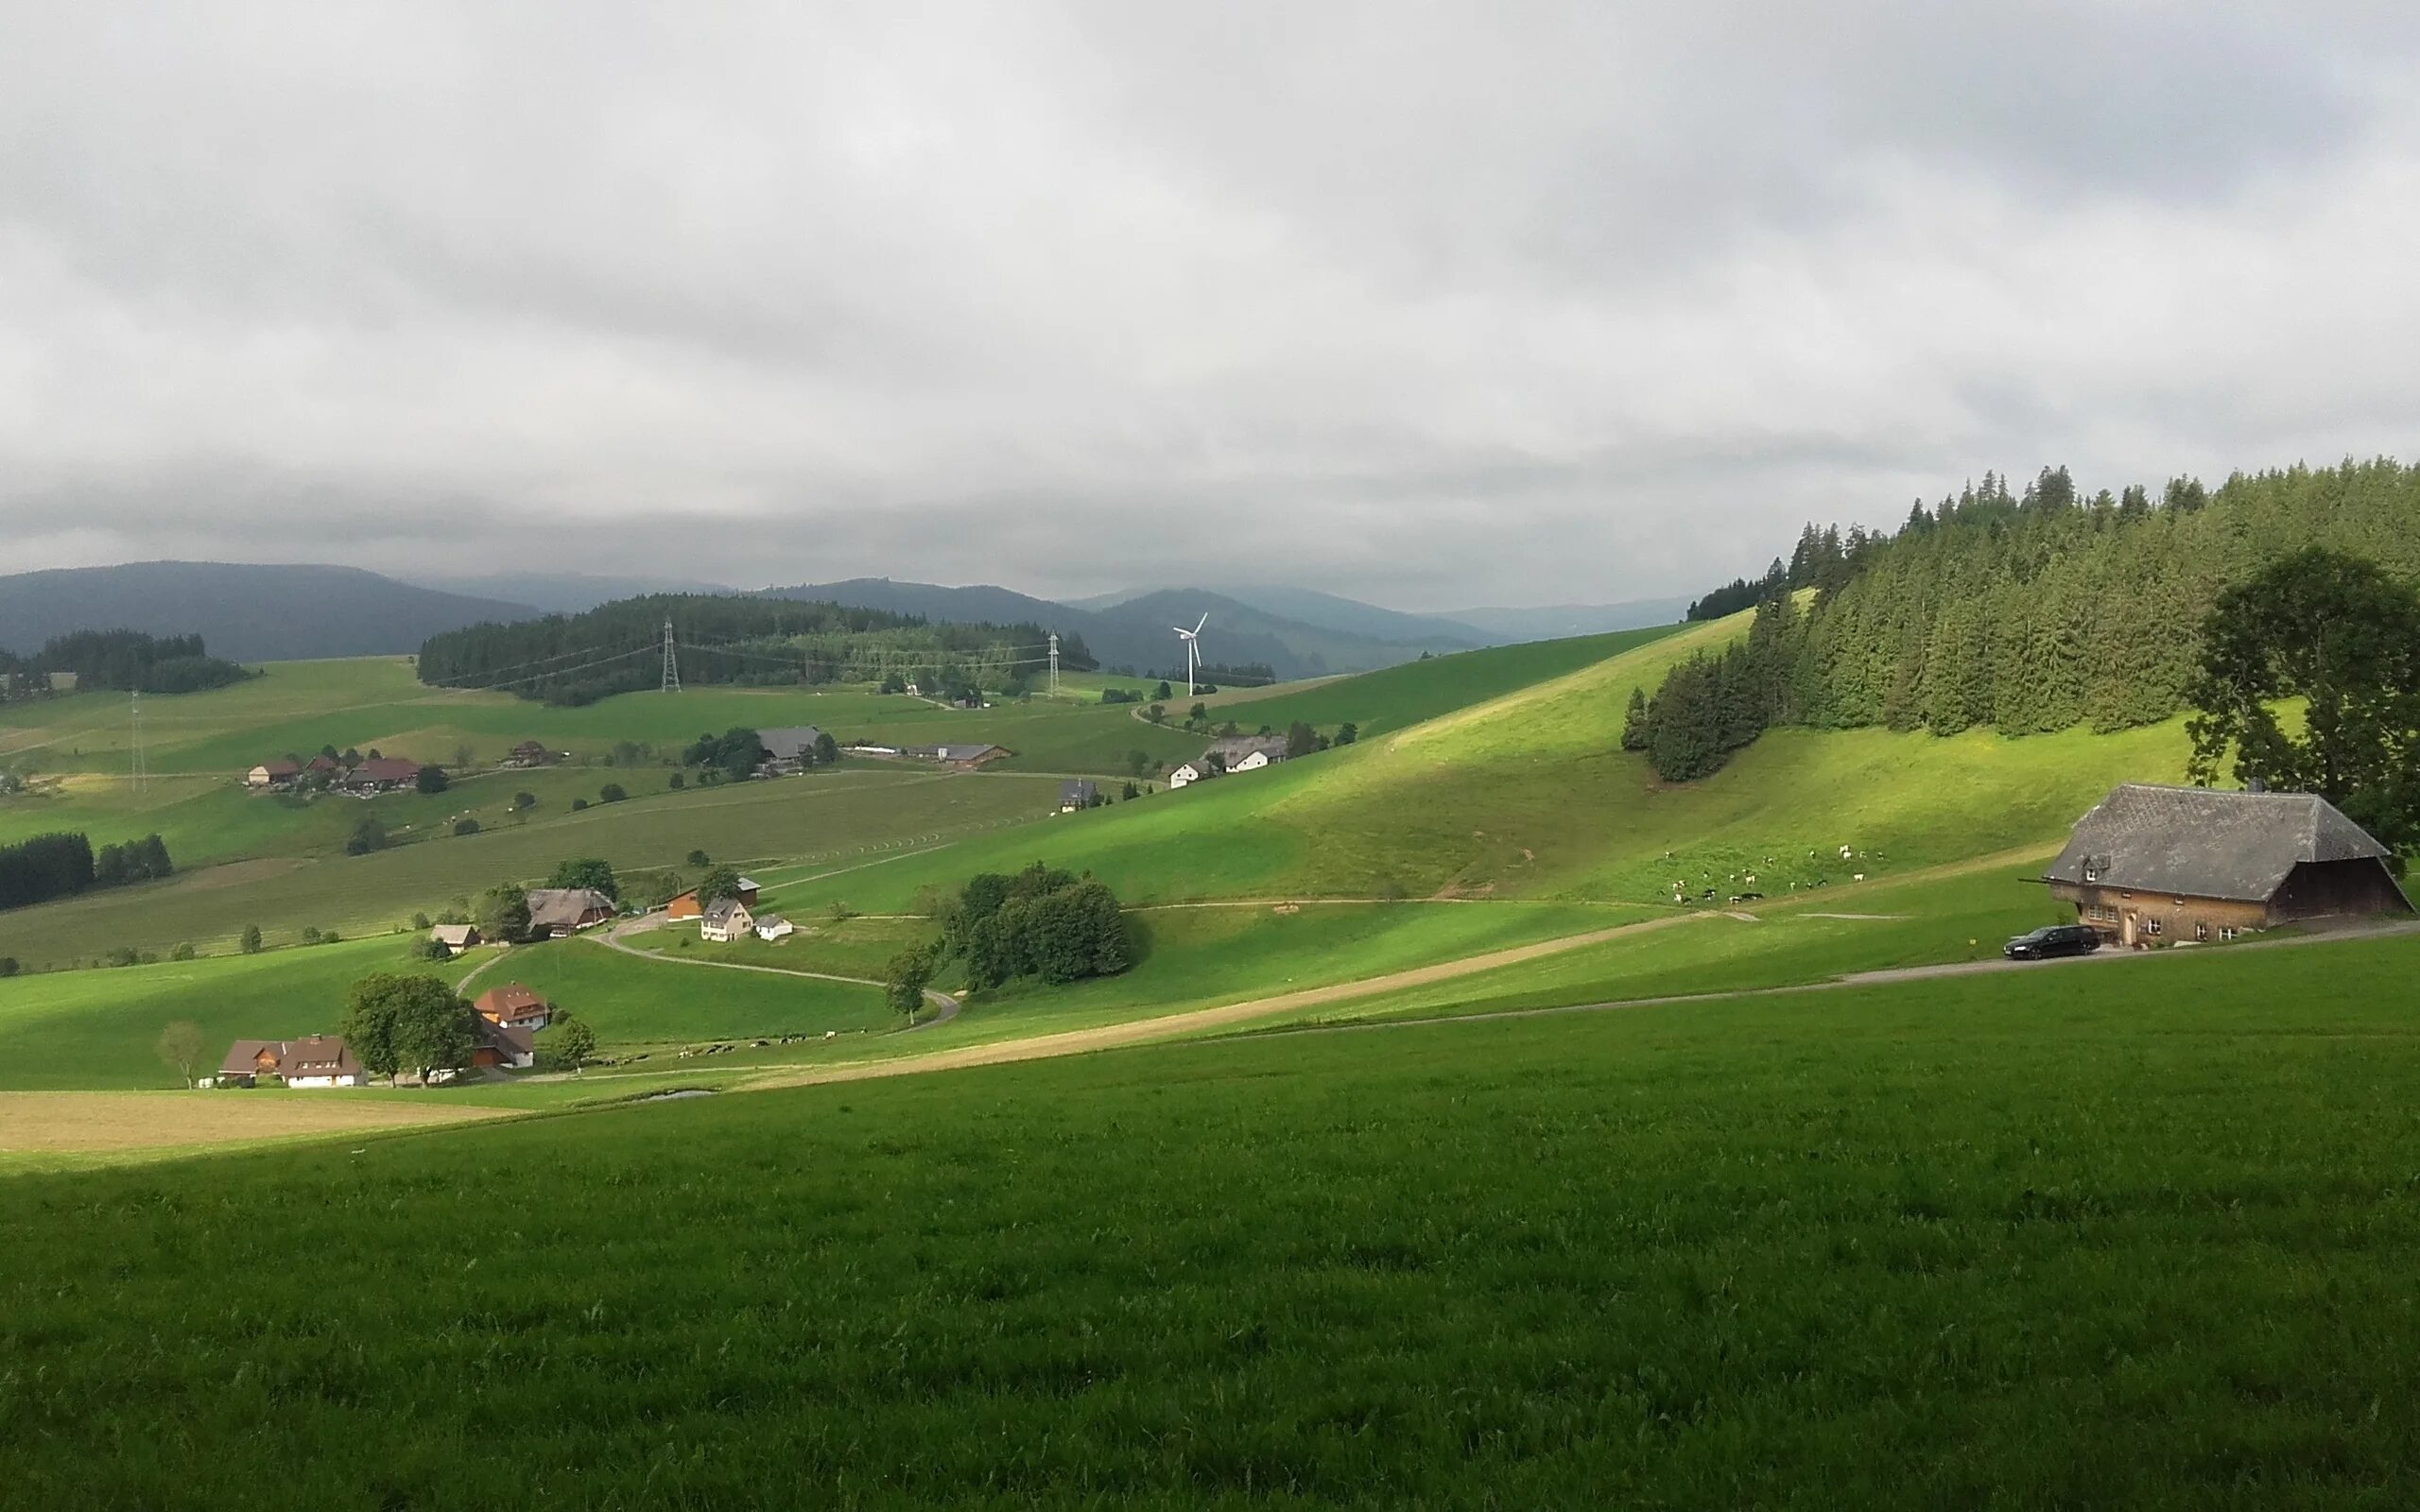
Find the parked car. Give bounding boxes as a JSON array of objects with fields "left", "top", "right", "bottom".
[{"left": 2003, "top": 923, "right": 2103, "bottom": 961}]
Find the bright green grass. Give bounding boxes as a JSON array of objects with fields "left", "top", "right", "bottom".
[
  {"left": 1202, "top": 621, "right": 1683, "bottom": 736},
  {"left": 618, "top": 914, "right": 930, "bottom": 980},
  {"left": 1260, "top": 863, "right": 2071, "bottom": 1029},
  {"left": 0, "top": 764, "right": 652, "bottom": 869},
  {"left": 0, "top": 770, "right": 1058, "bottom": 971},
  {"left": 490, "top": 937, "right": 892, "bottom": 1048},
  {"left": 7, "top": 935, "right": 2420, "bottom": 1504},
  {"left": 0, "top": 936, "right": 438, "bottom": 1091},
  {"left": 769, "top": 613, "right": 2194, "bottom": 920},
  {"left": 0, "top": 656, "right": 1213, "bottom": 781}
]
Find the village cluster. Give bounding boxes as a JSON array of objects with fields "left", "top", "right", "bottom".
[{"left": 211, "top": 980, "right": 554, "bottom": 1089}]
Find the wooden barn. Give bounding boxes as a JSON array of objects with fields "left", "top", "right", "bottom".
[{"left": 2044, "top": 783, "right": 2411, "bottom": 946}]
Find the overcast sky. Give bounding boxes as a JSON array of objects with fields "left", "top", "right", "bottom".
[{"left": 4, "top": 3, "right": 2417, "bottom": 610}]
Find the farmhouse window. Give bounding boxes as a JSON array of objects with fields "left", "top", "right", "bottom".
[
  {"left": 2194, "top": 920, "right": 2209, "bottom": 941},
  {"left": 2145, "top": 918, "right": 2163, "bottom": 937}
]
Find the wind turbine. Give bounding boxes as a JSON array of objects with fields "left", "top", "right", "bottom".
[{"left": 1173, "top": 612, "right": 1207, "bottom": 696}]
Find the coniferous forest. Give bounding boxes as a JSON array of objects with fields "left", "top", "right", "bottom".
[
  {"left": 418, "top": 594, "right": 1095, "bottom": 704},
  {"left": 1631, "top": 458, "right": 2420, "bottom": 780}
]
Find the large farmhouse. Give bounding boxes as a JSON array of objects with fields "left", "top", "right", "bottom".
[
  {"left": 217, "top": 1035, "right": 365, "bottom": 1089},
  {"left": 757, "top": 726, "right": 827, "bottom": 776},
  {"left": 474, "top": 982, "right": 553, "bottom": 1031},
  {"left": 525, "top": 887, "right": 615, "bottom": 936},
  {"left": 1205, "top": 734, "right": 1290, "bottom": 773},
  {"left": 2044, "top": 783, "right": 2411, "bottom": 946}
]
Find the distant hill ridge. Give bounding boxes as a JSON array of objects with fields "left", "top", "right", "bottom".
[
  {"left": 0, "top": 562, "right": 537, "bottom": 662},
  {"left": 760, "top": 578, "right": 1468, "bottom": 681}
]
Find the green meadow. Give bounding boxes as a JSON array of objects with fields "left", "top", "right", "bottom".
[
  {"left": 0, "top": 768, "right": 1059, "bottom": 970},
  {"left": 769, "top": 614, "right": 2195, "bottom": 919},
  {"left": 6, "top": 935, "right": 2419, "bottom": 1505}
]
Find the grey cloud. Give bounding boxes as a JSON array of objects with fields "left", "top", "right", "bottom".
[{"left": 3, "top": 2, "right": 2418, "bottom": 609}]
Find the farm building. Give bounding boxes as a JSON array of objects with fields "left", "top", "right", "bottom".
[
  {"left": 1169, "top": 760, "right": 1220, "bottom": 789},
  {"left": 1205, "top": 734, "right": 1289, "bottom": 773},
  {"left": 505, "top": 741, "right": 554, "bottom": 767},
  {"left": 665, "top": 890, "right": 702, "bottom": 921},
  {"left": 906, "top": 744, "right": 1009, "bottom": 769},
  {"left": 524, "top": 887, "right": 615, "bottom": 936},
  {"left": 428, "top": 923, "right": 480, "bottom": 956},
  {"left": 471, "top": 1018, "right": 536, "bottom": 1071},
  {"left": 700, "top": 899, "right": 756, "bottom": 942},
  {"left": 473, "top": 982, "right": 552, "bottom": 1031},
  {"left": 753, "top": 913, "right": 794, "bottom": 942},
  {"left": 757, "top": 727, "right": 826, "bottom": 775},
  {"left": 342, "top": 756, "right": 421, "bottom": 794},
  {"left": 735, "top": 876, "right": 760, "bottom": 904},
  {"left": 218, "top": 1036, "right": 364, "bottom": 1089},
  {"left": 1060, "top": 780, "right": 1098, "bottom": 813},
  {"left": 2044, "top": 783, "right": 2412, "bottom": 946},
  {"left": 245, "top": 759, "right": 300, "bottom": 788}
]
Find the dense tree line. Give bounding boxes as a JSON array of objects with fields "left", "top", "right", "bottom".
[
  {"left": 0, "top": 831, "right": 170, "bottom": 911},
  {"left": 933, "top": 863, "right": 1129, "bottom": 990},
  {"left": 2, "top": 630, "right": 251, "bottom": 696},
  {"left": 1623, "top": 598, "right": 1798, "bottom": 780},
  {"left": 417, "top": 593, "right": 1094, "bottom": 705},
  {"left": 1638, "top": 458, "right": 2420, "bottom": 780}
]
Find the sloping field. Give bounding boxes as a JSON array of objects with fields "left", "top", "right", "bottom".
[
  {"left": 1201, "top": 621, "right": 1683, "bottom": 737},
  {"left": 4, "top": 934, "right": 2417, "bottom": 1503},
  {"left": 775, "top": 612, "right": 2193, "bottom": 916},
  {"left": 0, "top": 769, "right": 1057, "bottom": 970}
]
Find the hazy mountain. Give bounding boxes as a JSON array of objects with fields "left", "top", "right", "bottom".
[
  {"left": 761, "top": 578, "right": 1448, "bottom": 681},
  {"left": 405, "top": 571, "right": 733, "bottom": 615},
  {"left": 1442, "top": 598, "right": 1691, "bottom": 641},
  {"left": 1075, "top": 584, "right": 1490, "bottom": 650},
  {"left": 0, "top": 562, "right": 536, "bottom": 662}
]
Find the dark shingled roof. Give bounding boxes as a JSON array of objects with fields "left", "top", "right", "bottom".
[{"left": 2044, "top": 784, "right": 2394, "bottom": 902}]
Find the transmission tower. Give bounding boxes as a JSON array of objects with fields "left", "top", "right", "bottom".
[
  {"left": 130, "top": 691, "right": 147, "bottom": 795},
  {"left": 1048, "top": 632, "right": 1060, "bottom": 696},
  {"left": 661, "top": 618, "right": 682, "bottom": 694}
]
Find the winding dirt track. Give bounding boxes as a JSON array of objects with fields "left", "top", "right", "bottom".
[{"left": 592, "top": 912, "right": 960, "bottom": 1028}]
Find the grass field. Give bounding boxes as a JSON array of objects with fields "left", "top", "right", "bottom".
[
  {"left": 1201, "top": 621, "right": 1682, "bottom": 736},
  {"left": 767, "top": 615, "right": 2195, "bottom": 919},
  {"left": 493, "top": 937, "right": 893, "bottom": 1047},
  {"left": 0, "top": 768, "right": 1058, "bottom": 970},
  {"left": 6, "top": 933, "right": 2419, "bottom": 1503},
  {"left": 0, "top": 655, "right": 1214, "bottom": 782}
]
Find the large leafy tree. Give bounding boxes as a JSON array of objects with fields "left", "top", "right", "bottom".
[
  {"left": 475, "top": 883, "right": 532, "bottom": 942},
  {"left": 2187, "top": 547, "right": 2420, "bottom": 857},
  {"left": 695, "top": 866, "right": 745, "bottom": 907},
  {"left": 547, "top": 857, "right": 619, "bottom": 902},
  {"left": 342, "top": 973, "right": 476, "bottom": 1084}
]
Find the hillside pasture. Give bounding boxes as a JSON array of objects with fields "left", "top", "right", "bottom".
[
  {"left": 769, "top": 613, "right": 2194, "bottom": 919},
  {"left": 5, "top": 934, "right": 2419, "bottom": 1503},
  {"left": 1201, "top": 620, "right": 1683, "bottom": 736},
  {"left": 0, "top": 769, "right": 1059, "bottom": 970},
  {"left": 0, "top": 935, "right": 458, "bottom": 1092}
]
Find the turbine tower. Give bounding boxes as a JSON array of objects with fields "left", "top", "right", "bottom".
[{"left": 1172, "top": 612, "right": 1207, "bottom": 697}]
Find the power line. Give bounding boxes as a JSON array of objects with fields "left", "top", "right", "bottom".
[
  {"left": 130, "top": 692, "right": 146, "bottom": 795},
  {"left": 661, "top": 618, "right": 681, "bottom": 695}
]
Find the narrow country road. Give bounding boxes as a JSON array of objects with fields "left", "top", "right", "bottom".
[{"left": 736, "top": 914, "right": 2420, "bottom": 1095}]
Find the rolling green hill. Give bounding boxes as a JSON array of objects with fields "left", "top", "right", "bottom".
[{"left": 776, "top": 611, "right": 2193, "bottom": 918}]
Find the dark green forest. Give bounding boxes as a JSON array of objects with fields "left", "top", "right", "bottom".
[
  {"left": 1634, "top": 458, "right": 2420, "bottom": 780},
  {"left": 0, "top": 630, "right": 251, "bottom": 700},
  {"left": 417, "top": 594, "right": 1095, "bottom": 704}
]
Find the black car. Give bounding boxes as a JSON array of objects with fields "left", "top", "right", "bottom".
[{"left": 2003, "top": 923, "right": 2103, "bottom": 960}]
